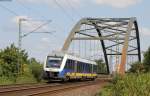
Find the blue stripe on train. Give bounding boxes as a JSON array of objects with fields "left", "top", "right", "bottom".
[{"left": 58, "top": 68, "right": 74, "bottom": 78}]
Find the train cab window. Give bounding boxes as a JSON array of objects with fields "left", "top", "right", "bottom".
[{"left": 46, "top": 56, "right": 62, "bottom": 68}]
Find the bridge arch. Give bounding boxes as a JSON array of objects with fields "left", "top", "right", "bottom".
[{"left": 61, "top": 17, "right": 141, "bottom": 75}]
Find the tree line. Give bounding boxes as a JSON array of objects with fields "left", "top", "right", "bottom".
[
  {"left": 0, "top": 44, "right": 43, "bottom": 83},
  {"left": 130, "top": 47, "right": 150, "bottom": 73}
]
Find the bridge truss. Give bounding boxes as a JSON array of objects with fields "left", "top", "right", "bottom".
[{"left": 61, "top": 17, "right": 141, "bottom": 75}]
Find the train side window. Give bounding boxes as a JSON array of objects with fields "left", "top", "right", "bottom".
[
  {"left": 89, "top": 64, "right": 91, "bottom": 72},
  {"left": 65, "top": 59, "right": 69, "bottom": 69},
  {"left": 86, "top": 64, "right": 89, "bottom": 73},
  {"left": 93, "top": 65, "right": 96, "bottom": 73},
  {"left": 77, "top": 63, "right": 79, "bottom": 72},
  {"left": 89, "top": 64, "right": 91, "bottom": 73},
  {"left": 77, "top": 61, "right": 82, "bottom": 73},
  {"left": 79, "top": 62, "right": 82, "bottom": 73},
  {"left": 81, "top": 62, "right": 83, "bottom": 72},
  {"left": 71, "top": 60, "right": 75, "bottom": 70},
  {"left": 80, "top": 62, "right": 83, "bottom": 73},
  {"left": 65, "top": 59, "right": 74, "bottom": 70},
  {"left": 93, "top": 65, "right": 95, "bottom": 72},
  {"left": 89, "top": 64, "right": 92, "bottom": 73},
  {"left": 79, "top": 62, "right": 81, "bottom": 72},
  {"left": 69, "top": 60, "right": 72, "bottom": 69},
  {"left": 85, "top": 63, "right": 87, "bottom": 73},
  {"left": 81, "top": 63, "right": 84, "bottom": 72},
  {"left": 83, "top": 63, "right": 85, "bottom": 72}
]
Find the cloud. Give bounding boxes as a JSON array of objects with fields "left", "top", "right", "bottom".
[
  {"left": 40, "top": 37, "right": 56, "bottom": 48},
  {"left": 12, "top": 16, "right": 49, "bottom": 33},
  {"left": 41, "top": 37, "right": 50, "bottom": 43},
  {"left": 140, "top": 27, "right": 150, "bottom": 36},
  {"left": 34, "top": 37, "right": 60, "bottom": 54},
  {"left": 94, "top": 0, "right": 142, "bottom": 8}
]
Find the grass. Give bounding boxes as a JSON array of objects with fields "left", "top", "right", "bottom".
[
  {"left": 98, "top": 73, "right": 150, "bottom": 96},
  {"left": 0, "top": 75, "right": 37, "bottom": 85}
]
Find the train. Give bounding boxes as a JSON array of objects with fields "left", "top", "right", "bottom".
[{"left": 43, "top": 52, "right": 98, "bottom": 81}]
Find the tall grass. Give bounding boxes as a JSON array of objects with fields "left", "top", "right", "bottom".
[{"left": 99, "top": 73, "right": 150, "bottom": 96}]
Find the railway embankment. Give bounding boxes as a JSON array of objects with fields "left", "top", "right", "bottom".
[{"left": 0, "top": 78, "right": 110, "bottom": 96}]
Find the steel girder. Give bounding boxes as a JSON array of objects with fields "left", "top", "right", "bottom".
[{"left": 61, "top": 17, "right": 141, "bottom": 74}]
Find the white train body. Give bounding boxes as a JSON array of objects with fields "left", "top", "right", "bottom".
[{"left": 43, "top": 52, "right": 97, "bottom": 80}]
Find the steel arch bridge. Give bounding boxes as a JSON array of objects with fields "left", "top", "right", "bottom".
[{"left": 61, "top": 17, "right": 141, "bottom": 75}]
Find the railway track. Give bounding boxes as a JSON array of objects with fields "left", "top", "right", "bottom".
[
  {"left": 0, "top": 79, "right": 110, "bottom": 96},
  {"left": 0, "top": 83, "right": 47, "bottom": 90},
  {"left": 28, "top": 80, "right": 105, "bottom": 96}
]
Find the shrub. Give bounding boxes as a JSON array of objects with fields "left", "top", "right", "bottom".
[
  {"left": 143, "top": 47, "right": 150, "bottom": 71},
  {"left": 29, "top": 58, "right": 43, "bottom": 82},
  {"left": 129, "top": 62, "right": 145, "bottom": 73},
  {"left": 0, "top": 44, "right": 44, "bottom": 85},
  {"left": 99, "top": 73, "right": 150, "bottom": 96}
]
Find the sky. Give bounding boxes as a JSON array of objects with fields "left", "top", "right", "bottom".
[{"left": 0, "top": 0, "right": 150, "bottom": 62}]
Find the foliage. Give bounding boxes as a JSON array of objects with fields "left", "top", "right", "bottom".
[
  {"left": 99, "top": 73, "right": 150, "bottom": 96},
  {"left": 0, "top": 76, "right": 15, "bottom": 85},
  {"left": 143, "top": 47, "right": 150, "bottom": 71},
  {"left": 0, "top": 44, "right": 44, "bottom": 85},
  {"left": 129, "top": 47, "right": 150, "bottom": 73},
  {"left": 129, "top": 61, "right": 145, "bottom": 73},
  {"left": 0, "top": 74, "right": 36, "bottom": 85},
  {"left": 0, "top": 44, "right": 28, "bottom": 78},
  {"left": 29, "top": 58, "right": 43, "bottom": 82},
  {"left": 16, "top": 74, "right": 37, "bottom": 84},
  {"left": 98, "top": 47, "right": 150, "bottom": 96},
  {"left": 95, "top": 59, "right": 107, "bottom": 74}
]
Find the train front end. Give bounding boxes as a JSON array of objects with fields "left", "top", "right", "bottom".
[{"left": 44, "top": 54, "right": 64, "bottom": 80}]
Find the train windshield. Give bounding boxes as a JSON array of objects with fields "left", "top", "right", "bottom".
[{"left": 46, "top": 57, "right": 62, "bottom": 68}]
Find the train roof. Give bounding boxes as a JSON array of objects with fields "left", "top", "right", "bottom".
[
  {"left": 48, "top": 51, "right": 96, "bottom": 65},
  {"left": 48, "top": 51, "right": 66, "bottom": 57}
]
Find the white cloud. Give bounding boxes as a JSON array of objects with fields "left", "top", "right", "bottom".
[
  {"left": 12, "top": 16, "right": 49, "bottom": 33},
  {"left": 41, "top": 37, "right": 50, "bottom": 43},
  {"left": 34, "top": 37, "right": 60, "bottom": 53},
  {"left": 140, "top": 27, "right": 150, "bottom": 36},
  {"left": 94, "top": 0, "right": 142, "bottom": 8}
]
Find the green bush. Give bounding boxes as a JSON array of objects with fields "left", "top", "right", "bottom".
[
  {"left": 16, "top": 74, "right": 37, "bottom": 84},
  {"left": 95, "top": 59, "right": 107, "bottom": 74},
  {"left": 0, "top": 44, "right": 45, "bottom": 85},
  {"left": 143, "top": 47, "right": 150, "bottom": 71},
  {"left": 99, "top": 73, "right": 150, "bottom": 96},
  {"left": 29, "top": 58, "right": 43, "bottom": 82},
  {"left": 0, "top": 76, "right": 14, "bottom": 85},
  {"left": 129, "top": 62, "right": 145, "bottom": 73}
]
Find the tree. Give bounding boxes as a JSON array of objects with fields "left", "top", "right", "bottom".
[
  {"left": 29, "top": 58, "right": 43, "bottom": 82},
  {"left": 95, "top": 59, "right": 107, "bottom": 74},
  {"left": 143, "top": 47, "right": 150, "bottom": 71},
  {"left": 129, "top": 61, "right": 145, "bottom": 73},
  {"left": 0, "top": 44, "right": 28, "bottom": 77}
]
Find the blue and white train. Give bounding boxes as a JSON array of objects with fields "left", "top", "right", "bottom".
[{"left": 43, "top": 52, "right": 98, "bottom": 81}]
